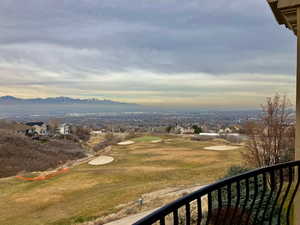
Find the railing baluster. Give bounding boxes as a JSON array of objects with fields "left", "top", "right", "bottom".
[
  {"left": 278, "top": 167, "right": 293, "bottom": 225},
  {"left": 287, "top": 165, "right": 300, "bottom": 225},
  {"left": 238, "top": 178, "right": 249, "bottom": 225},
  {"left": 269, "top": 168, "right": 283, "bottom": 225},
  {"left": 160, "top": 217, "right": 165, "bottom": 225},
  {"left": 186, "top": 203, "right": 191, "bottom": 225},
  {"left": 197, "top": 197, "right": 202, "bottom": 225},
  {"left": 213, "top": 188, "right": 222, "bottom": 225},
  {"left": 206, "top": 193, "right": 212, "bottom": 225},
  {"left": 223, "top": 183, "right": 231, "bottom": 225},
  {"left": 245, "top": 175, "right": 258, "bottom": 225},
  {"left": 262, "top": 171, "right": 275, "bottom": 223},
  {"left": 229, "top": 181, "right": 240, "bottom": 225},
  {"left": 253, "top": 173, "right": 267, "bottom": 224},
  {"left": 174, "top": 209, "right": 179, "bottom": 225}
]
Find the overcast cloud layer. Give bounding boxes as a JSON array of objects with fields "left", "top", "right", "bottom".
[{"left": 0, "top": 0, "right": 297, "bottom": 108}]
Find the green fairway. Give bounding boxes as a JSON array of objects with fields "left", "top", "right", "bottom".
[{"left": 131, "top": 135, "right": 162, "bottom": 142}]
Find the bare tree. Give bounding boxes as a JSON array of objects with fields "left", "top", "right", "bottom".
[
  {"left": 243, "top": 94, "right": 295, "bottom": 167},
  {"left": 71, "top": 126, "right": 91, "bottom": 142},
  {"left": 48, "top": 119, "right": 61, "bottom": 134}
]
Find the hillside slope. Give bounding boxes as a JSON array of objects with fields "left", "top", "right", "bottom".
[{"left": 0, "top": 131, "right": 86, "bottom": 178}]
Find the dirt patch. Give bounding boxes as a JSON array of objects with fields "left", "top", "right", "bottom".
[{"left": 16, "top": 168, "right": 69, "bottom": 181}]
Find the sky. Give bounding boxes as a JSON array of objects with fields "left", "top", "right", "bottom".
[{"left": 0, "top": 0, "right": 297, "bottom": 109}]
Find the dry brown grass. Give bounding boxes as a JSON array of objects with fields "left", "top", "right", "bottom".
[
  {"left": 124, "top": 166, "right": 175, "bottom": 172},
  {"left": 0, "top": 135, "right": 245, "bottom": 225}
]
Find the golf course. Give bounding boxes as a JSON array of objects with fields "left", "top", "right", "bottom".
[{"left": 0, "top": 135, "right": 245, "bottom": 225}]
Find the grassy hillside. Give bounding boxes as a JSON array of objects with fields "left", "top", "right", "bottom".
[
  {"left": 0, "top": 136, "right": 244, "bottom": 225},
  {"left": 0, "top": 131, "right": 86, "bottom": 178}
]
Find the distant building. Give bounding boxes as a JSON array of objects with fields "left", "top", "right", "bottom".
[
  {"left": 232, "top": 125, "right": 241, "bottom": 132},
  {"left": 218, "top": 127, "right": 232, "bottom": 134},
  {"left": 194, "top": 133, "right": 220, "bottom": 141},
  {"left": 90, "top": 130, "right": 105, "bottom": 135},
  {"left": 25, "top": 122, "right": 48, "bottom": 136},
  {"left": 199, "top": 133, "right": 220, "bottom": 137},
  {"left": 224, "top": 127, "right": 232, "bottom": 133},
  {"left": 218, "top": 128, "right": 224, "bottom": 134},
  {"left": 57, "top": 123, "right": 71, "bottom": 135},
  {"left": 175, "top": 125, "right": 194, "bottom": 134}
]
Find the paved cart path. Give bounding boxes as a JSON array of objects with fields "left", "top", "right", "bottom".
[{"left": 105, "top": 208, "right": 158, "bottom": 225}]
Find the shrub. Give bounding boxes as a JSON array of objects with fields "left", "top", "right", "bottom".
[{"left": 223, "top": 166, "right": 251, "bottom": 179}]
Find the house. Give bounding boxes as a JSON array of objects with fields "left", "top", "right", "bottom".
[
  {"left": 175, "top": 125, "right": 194, "bottom": 134},
  {"left": 90, "top": 128, "right": 107, "bottom": 135},
  {"left": 90, "top": 130, "right": 103, "bottom": 135},
  {"left": 218, "top": 128, "right": 224, "bottom": 133},
  {"left": 57, "top": 123, "right": 71, "bottom": 135},
  {"left": 25, "top": 122, "right": 48, "bottom": 136},
  {"left": 224, "top": 127, "right": 232, "bottom": 133},
  {"left": 218, "top": 127, "right": 232, "bottom": 134}
]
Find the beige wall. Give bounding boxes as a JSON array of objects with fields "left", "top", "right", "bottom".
[{"left": 295, "top": 7, "right": 300, "bottom": 225}]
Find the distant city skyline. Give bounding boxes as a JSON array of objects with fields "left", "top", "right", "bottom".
[{"left": 0, "top": 0, "right": 296, "bottom": 108}]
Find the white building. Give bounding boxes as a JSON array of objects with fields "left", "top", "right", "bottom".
[
  {"left": 57, "top": 123, "right": 71, "bottom": 135},
  {"left": 175, "top": 125, "right": 194, "bottom": 134},
  {"left": 199, "top": 133, "right": 220, "bottom": 137}
]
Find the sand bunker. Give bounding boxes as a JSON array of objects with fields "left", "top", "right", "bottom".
[
  {"left": 204, "top": 145, "right": 240, "bottom": 151},
  {"left": 88, "top": 156, "right": 114, "bottom": 165},
  {"left": 118, "top": 140, "right": 135, "bottom": 145},
  {"left": 151, "top": 139, "right": 162, "bottom": 143}
]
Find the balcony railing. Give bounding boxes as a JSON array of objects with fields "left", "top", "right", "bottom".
[{"left": 133, "top": 161, "right": 300, "bottom": 225}]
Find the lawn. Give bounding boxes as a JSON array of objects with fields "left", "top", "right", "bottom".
[
  {"left": 0, "top": 136, "right": 245, "bottom": 225},
  {"left": 131, "top": 135, "right": 162, "bottom": 142}
]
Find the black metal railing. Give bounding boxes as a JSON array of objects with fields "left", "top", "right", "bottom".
[{"left": 133, "top": 161, "right": 300, "bottom": 225}]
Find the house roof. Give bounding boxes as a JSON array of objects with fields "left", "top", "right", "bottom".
[{"left": 25, "top": 122, "right": 44, "bottom": 127}]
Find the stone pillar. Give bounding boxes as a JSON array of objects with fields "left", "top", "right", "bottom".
[{"left": 296, "top": 7, "right": 300, "bottom": 225}]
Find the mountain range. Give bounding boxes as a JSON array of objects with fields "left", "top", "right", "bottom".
[{"left": 0, "top": 96, "right": 137, "bottom": 106}]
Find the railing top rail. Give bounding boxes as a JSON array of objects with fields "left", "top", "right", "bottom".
[{"left": 133, "top": 160, "right": 300, "bottom": 225}]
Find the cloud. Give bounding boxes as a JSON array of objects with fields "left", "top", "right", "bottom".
[
  {"left": 0, "top": 67, "right": 295, "bottom": 108},
  {"left": 0, "top": 0, "right": 296, "bottom": 107}
]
